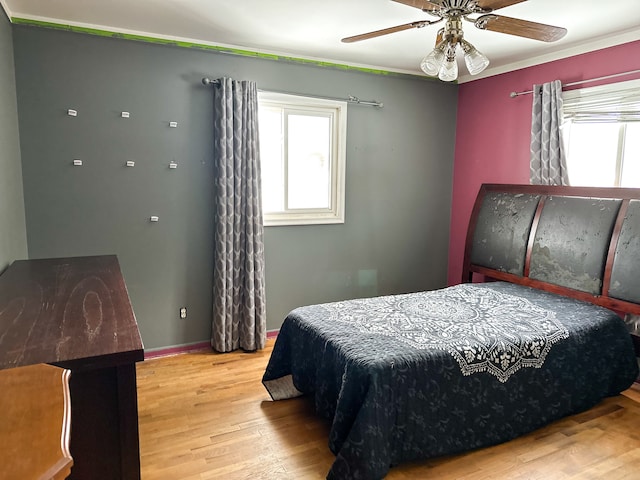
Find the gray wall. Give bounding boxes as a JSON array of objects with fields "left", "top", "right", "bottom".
[
  {"left": 0, "top": 11, "right": 27, "bottom": 272},
  {"left": 13, "top": 26, "right": 457, "bottom": 350}
]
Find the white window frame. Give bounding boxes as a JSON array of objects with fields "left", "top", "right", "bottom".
[
  {"left": 258, "top": 91, "right": 347, "bottom": 226},
  {"left": 562, "top": 78, "right": 640, "bottom": 187}
]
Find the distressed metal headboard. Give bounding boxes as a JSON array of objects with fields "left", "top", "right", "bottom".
[{"left": 462, "top": 184, "right": 640, "bottom": 316}]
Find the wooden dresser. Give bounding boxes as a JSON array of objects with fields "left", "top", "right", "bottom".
[
  {"left": 0, "top": 255, "right": 144, "bottom": 480},
  {"left": 0, "top": 363, "right": 73, "bottom": 480}
]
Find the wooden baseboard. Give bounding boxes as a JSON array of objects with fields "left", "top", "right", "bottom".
[
  {"left": 144, "top": 342, "right": 210, "bottom": 360},
  {"left": 144, "top": 330, "right": 279, "bottom": 360}
]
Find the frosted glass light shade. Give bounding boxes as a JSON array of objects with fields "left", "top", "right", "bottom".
[
  {"left": 438, "top": 57, "right": 458, "bottom": 82},
  {"left": 464, "top": 48, "right": 490, "bottom": 75},
  {"left": 461, "top": 40, "right": 490, "bottom": 75},
  {"left": 420, "top": 45, "right": 445, "bottom": 76}
]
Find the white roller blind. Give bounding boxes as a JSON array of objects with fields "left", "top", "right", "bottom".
[{"left": 563, "top": 78, "right": 640, "bottom": 123}]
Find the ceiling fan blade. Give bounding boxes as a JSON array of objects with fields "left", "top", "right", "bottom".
[
  {"left": 476, "top": 0, "right": 527, "bottom": 11},
  {"left": 474, "top": 14, "right": 567, "bottom": 42},
  {"left": 391, "top": 0, "right": 442, "bottom": 12},
  {"left": 342, "top": 21, "right": 430, "bottom": 43}
]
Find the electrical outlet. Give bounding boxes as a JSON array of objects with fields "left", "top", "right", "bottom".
[{"left": 180, "top": 307, "right": 187, "bottom": 319}]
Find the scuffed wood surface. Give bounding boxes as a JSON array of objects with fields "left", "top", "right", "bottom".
[
  {"left": 137, "top": 339, "right": 640, "bottom": 480},
  {"left": 0, "top": 255, "right": 143, "bottom": 370}
]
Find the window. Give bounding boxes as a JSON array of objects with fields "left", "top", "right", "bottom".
[
  {"left": 563, "top": 78, "right": 640, "bottom": 188},
  {"left": 258, "top": 92, "right": 347, "bottom": 226}
]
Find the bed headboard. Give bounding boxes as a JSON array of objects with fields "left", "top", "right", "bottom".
[{"left": 463, "top": 184, "right": 640, "bottom": 316}]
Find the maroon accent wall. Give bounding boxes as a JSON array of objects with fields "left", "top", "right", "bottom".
[{"left": 448, "top": 40, "right": 640, "bottom": 285}]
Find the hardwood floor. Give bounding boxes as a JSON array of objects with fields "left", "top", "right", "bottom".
[{"left": 137, "top": 339, "right": 640, "bottom": 479}]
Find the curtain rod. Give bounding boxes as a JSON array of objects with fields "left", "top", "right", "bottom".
[
  {"left": 201, "top": 77, "right": 384, "bottom": 108},
  {"left": 509, "top": 68, "right": 640, "bottom": 98}
]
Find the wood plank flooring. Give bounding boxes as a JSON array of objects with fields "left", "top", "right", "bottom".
[{"left": 137, "top": 339, "right": 640, "bottom": 479}]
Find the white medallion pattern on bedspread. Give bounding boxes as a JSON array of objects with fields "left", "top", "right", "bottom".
[{"left": 319, "top": 284, "right": 570, "bottom": 382}]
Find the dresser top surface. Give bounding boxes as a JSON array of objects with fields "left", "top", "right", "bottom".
[{"left": 0, "top": 255, "right": 143, "bottom": 370}]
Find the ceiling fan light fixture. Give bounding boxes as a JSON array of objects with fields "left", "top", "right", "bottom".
[
  {"left": 461, "top": 39, "right": 490, "bottom": 75},
  {"left": 437, "top": 45, "right": 459, "bottom": 82},
  {"left": 344, "top": 0, "right": 569, "bottom": 82},
  {"left": 420, "top": 41, "right": 446, "bottom": 76}
]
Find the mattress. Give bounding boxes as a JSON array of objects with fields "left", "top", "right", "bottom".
[{"left": 262, "top": 282, "right": 639, "bottom": 479}]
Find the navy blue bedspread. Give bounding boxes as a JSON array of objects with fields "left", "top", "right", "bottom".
[{"left": 262, "top": 282, "right": 638, "bottom": 479}]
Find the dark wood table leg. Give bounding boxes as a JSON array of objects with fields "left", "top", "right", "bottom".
[
  {"left": 66, "top": 364, "right": 141, "bottom": 480},
  {"left": 118, "top": 363, "right": 142, "bottom": 479}
]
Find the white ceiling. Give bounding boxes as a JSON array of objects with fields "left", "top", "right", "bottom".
[{"left": 2, "top": 0, "right": 640, "bottom": 83}]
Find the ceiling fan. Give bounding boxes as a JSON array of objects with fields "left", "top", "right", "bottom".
[{"left": 342, "top": 0, "right": 567, "bottom": 81}]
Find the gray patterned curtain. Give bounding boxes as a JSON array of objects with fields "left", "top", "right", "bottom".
[
  {"left": 530, "top": 79, "right": 569, "bottom": 185},
  {"left": 211, "top": 77, "right": 266, "bottom": 352}
]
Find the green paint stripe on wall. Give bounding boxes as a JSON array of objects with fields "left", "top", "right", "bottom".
[{"left": 11, "top": 17, "right": 423, "bottom": 79}]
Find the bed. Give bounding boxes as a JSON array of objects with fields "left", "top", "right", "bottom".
[{"left": 262, "top": 184, "right": 640, "bottom": 479}]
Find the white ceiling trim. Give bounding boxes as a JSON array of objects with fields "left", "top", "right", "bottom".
[
  {"left": 0, "top": 1, "right": 13, "bottom": 19},
  {"left": 6, "top": 6, "right": 640, "bottom": 86},
  {"left": 458, "top": 28, "right": 640, "bottom": 83},
  {"left": 9, "top": 13, "right": 428, "bottom": 78}
]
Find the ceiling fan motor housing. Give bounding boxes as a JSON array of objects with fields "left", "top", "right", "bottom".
[
  {"left": 435, "top": 0, "right": 484, "bottom": 15},
  {"left": 443, "top": 16, "right": 464, "bottom": 44}
]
